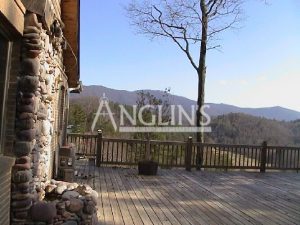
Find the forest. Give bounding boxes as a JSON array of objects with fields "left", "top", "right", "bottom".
[{"left": 68, "top": 96, "right": 300, "bottom": 147}]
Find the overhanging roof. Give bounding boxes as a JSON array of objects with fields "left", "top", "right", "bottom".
[{"left": 62, "top": 0, "right": 80, "bottom": 88}]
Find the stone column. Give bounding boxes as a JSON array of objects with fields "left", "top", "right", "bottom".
[{"left": 11, "top": 12, "right": 42, "bottom": 223}]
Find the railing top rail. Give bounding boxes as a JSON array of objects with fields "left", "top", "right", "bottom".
[
  {"left": 67, "top": 133, "right": 300, "bottom": 150},
  {"left": 150, "top": 140, "right": 186, "bottom": 145},
  {"left": 68, "top": 133, "right": 98, "bottom": 138},
  {"left": 267, "top": 146, "right": 300, "bottom": 150},
  {"left": 102, "top": 137, "right": 148, "bottom": 143},
  {"left": 193, "top": 142, "right": 263, "bottom": 149}
]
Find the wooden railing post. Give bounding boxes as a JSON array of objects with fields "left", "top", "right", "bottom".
[
  {"left": 260, "top": 141, "right": 267, "bottom": 173},
  {"left": 96, "top": 130, "right": 103, "bottom": 167},
  {"left": 185, "top": 136, "right": 193, "bottom": 171}
]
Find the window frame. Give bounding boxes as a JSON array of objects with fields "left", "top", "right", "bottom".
[{"left": 0, "top": 32, "right": 13, "bottom": 155}]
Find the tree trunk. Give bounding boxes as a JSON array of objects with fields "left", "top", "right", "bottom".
[{"left": 196, "top": 0, "right": 208, "bottom": 170}]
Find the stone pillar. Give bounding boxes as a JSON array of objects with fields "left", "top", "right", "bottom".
[{"left": 11, "top": 12, "right": 42, "bottom": 223}]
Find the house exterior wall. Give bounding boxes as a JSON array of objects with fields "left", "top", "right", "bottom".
[{"left": 0, "top": 0, "right": 80, "bottom": 224}]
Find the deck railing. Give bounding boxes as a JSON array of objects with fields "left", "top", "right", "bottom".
[{"left": 67, "top": 132, "right": 300, "bottom": 172}]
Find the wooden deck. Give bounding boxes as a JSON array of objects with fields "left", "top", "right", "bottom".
[{"left": 75, "top": 159, "right": 300, "bottom": 225}]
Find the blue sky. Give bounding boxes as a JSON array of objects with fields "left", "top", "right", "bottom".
[{"left": 80, "top": 0, "right": 300, "bottom": 111}]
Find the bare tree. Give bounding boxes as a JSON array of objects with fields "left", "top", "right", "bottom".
[{"left": 126, "top": 0, "right": 263, "bottom": 168}]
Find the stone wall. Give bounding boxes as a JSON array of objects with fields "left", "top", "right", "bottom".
[{"left": 11, "top": 11, "right": 68, "bottom": 223}]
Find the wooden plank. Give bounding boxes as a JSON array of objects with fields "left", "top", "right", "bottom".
[
  {"left": 184, "top": 171, "right": 300, "bottom": 224},
  {"left": 163, "top": 169, "right": 245, "bottom": 225},
  {"left": 104, "top": 168, "right": 125, "bottom": 225},
  {"left": 108, "top": 168, "right": 135, "bottom": 225},
  {"left": 135, "top": 176, "right": 183, "bottom": 225},
  {"left": 118, "top": 170, "right": 153, "bottom": 225},
  {"left": 100, "top": 167, "right": 115, "bottom": 225},
  {"left": 113, "top": 168, "right": 144, "bottom": 225},
  {"left": 120, "top": 169, "right": 162, "bottom": 225},
  {"left": 78, "top": 162, "right": 300, "bottom": 225},
  {"left": 95, "top": 166, "right": 105, "bottom": 223}
]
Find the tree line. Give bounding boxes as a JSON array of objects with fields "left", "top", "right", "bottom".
[{"left": 68, "top": 96, "right": 300, "bottom": 147}]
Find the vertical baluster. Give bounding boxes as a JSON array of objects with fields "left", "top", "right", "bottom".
[
  {"left": 136, "top": 142, "right": 139, "bottom": 163},
  {"left": 167, "top": 144, "right": 170, "bottom": 167},
  {"left": 106, "top": 141, "right": 110, "bottom": 163},
  {"left": 270, "top": 148, "right": 273, "bottom": 168},
  {"left": 131, "top": 141, "right": 134, "bottom": 165},
  {"left": 289, "top": 149, "right": 292, "bottom": 169},
  {"left": 293, "top": 149, "right": 297, "bottom": 169},
  {"left": 230, "top": 147, "right": 233, "bottom": 167},
  {"left": 212, "top": 146, "right": 216, "bottom": 167},
  {"left": 205, "top": 145, "right": 209, "bottom": 166},
  {"left": 297, "top": 149, "right": 300, "bottom": 172},
  {"left": 243, "top": 147, "right": 246, "bottom": 167},
  {"left": 210, "top": 145, "right": 214, "bottom": 166},
  {"left": 226, "top": 146, "right": 229, "bottom": 168},
  {"left": 116, "top": 141, "right": 120, "bottom": 163},
  {"left": 124, "top": 141, "right": 126, "bottom": 163},
  {"left": 282, "top": 148, "right": 285, "bottom": 169},
  {"left": 175, "top": 144, "right": 178, "bottom": 167},
  {"left": 179, "top": 145, "right": 183, "bottom": 166}
]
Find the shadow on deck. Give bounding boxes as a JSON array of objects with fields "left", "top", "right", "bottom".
[{"left": 75, "top": 159, "right": 300, "bottom": 225}]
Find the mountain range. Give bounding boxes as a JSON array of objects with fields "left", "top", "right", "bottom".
[{"left": 70, "top": 85, "right": 300, "bottom": 121}]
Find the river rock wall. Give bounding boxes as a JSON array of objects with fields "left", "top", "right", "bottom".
[{"left": 11, "top": 12, "right": 67, "bottom": 224}]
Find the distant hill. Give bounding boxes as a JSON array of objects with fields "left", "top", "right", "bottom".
[
  {"left": 70, "top": 85, "right": 300, "bottom": 121},
  {"left": 208, "top": 113, "right": 300, "bottom": 146}
]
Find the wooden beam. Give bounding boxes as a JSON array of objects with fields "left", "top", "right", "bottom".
[
  {"left": 0, "top": 0, "right": 25, "bottom": 37},
  {"left": 62, "top": 0, "right": 80, "bottom": 88}
]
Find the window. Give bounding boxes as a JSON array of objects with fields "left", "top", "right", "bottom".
[{"left": 0, "top": 34, "right": 12, "bottom": 154}]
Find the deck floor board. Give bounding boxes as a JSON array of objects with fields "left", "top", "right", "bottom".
[{"left": 75, "top": 161, "right": 300, "bottom": 225}]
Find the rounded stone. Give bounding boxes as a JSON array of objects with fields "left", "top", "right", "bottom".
[
  {"left": 26, "top": 50, "right": 41, "bottom": 58},
  {"left": 15, "top": 156, "right": 31, "bottom": 165},
  {"left": 24, "top": 42, "right": 43, "bottom": 50},
  {"left": 62, "top": 191, "right": 80, "bottom": 200},
  {"left": 20, "top": 96, "right": 35, "bottom": 105},
  {"left": 19, "top": 112, "right": 34, "bottom": 120},
  {"left": 12, "top": 170, "right": 32, "bottom": 183},
  {"left": 17, "top": 182, "right": 30, "bottom": 193},
  {"left": 14, "top": 141, "right": 34, "bottom": 157},
  {"left": 14, "top": 156, "right": 31, "bottom": 170},
  {"left": 45, "top": 184, "right": 57, "bottom": 193},
  {"left": 41, "top": 120, "right": 51, "bottom": 136},
  {"left": 13, "top": 162, "right": 31, "bottom": 170},
  {"left": 62, "top": 221, "right": 77, "bottom": 225},
  {"left": 56, "top": 183, "right": 68, "bottom": 195},
  {"left": 19, "top": 76, "right": 39, "bottom": 92},
  {"left": 17, "top": 118, "right": 35, "bottom": 130},
  {"left": 31, "top": 202, "right": 57, "bottom": 223},
  {"left": 17, "top": 182, "right": 30, "bottom": 189},
  {"left": 11, "top": 203, "right": 32, "bottom": 213},
  {"left": 23, "top": 33, "right": 40, "bottom": 40},
  {"left": 23, "top": 38, "right": 41, "bottom": 45},
  {"left": 14, "top": 211, "right": 29, "bottom": 220},
  {"left": 87, "top": 190, "right": 98, "bottom": 204},
  {"left": 37, "top": 112, "right": 47, "bottom": 120},
  {"left": 66, "top": 198, "right": 84, "bottom": 213},
  {"left": 22, "top": 58, "right": 40, "bottom": 76},
  {"left": 17, "top": 129, "right": 36, "bottom": 142},
  {"left": 83, "top": 201, "right": 95, "bottom": 215},
  {"left": 22, "top": 92, "right": 35, "bottom": 98},
  {"left": 67, "top": 183, "right": 79, "bottom": 191},
  {"left": 11, "top": 193, "right": 32, "bottom": 201},
  {"left": 24, "top": 13, "right": 42, "bottom": 28},
  {"left": 11, "top": 198, "right": 32, "bottom": 209},
  {"left": 38, "top": 103, "right": 47, "bottom": 114},
  {"left": 23, "top": 26, "right": 41, "bottom": 34},
  {"left": 18, "top": 104, "right": 35, "bottom": 114}
]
